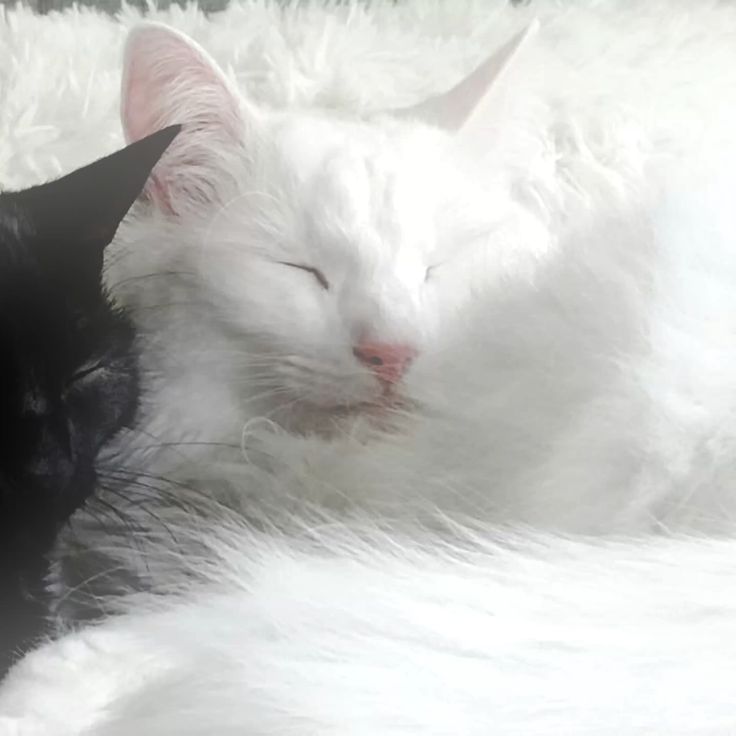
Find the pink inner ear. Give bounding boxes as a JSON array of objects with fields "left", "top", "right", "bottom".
[
  {"left": 122, "top": 64, "right": 176, "bottom": 212},
  {"left": 122, "top": 66, "right": 162, "bottom": 145},
  {"left": 122, "top": 29, "right": 243, "bottom": 142},
  {"left": 121, "top": 27, "right": 244, "bottom": 215}
]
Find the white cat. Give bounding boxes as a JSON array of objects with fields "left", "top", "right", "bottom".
[
  {"left": 55, "top": 19, "right": 557, "bottom": 611},
  {"left": 108, "top": 20, "right": 548, "bottom": 457},
  {"left": 105, "top": 11, "right": 736, "bottom": 535}
]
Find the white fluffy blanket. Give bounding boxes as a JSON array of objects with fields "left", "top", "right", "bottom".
[{"left": 0, "top": 0, "right": 539, "bottom": 189}]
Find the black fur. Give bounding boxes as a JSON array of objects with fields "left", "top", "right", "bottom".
[{"left": 0, "top": 126, "right": 179, "bottom": 674}]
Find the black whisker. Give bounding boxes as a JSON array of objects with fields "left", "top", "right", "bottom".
[{"left": 106, "top": 270, "right": 197, "bottom": 292}]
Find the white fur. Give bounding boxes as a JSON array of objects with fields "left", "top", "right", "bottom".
[
  {"left": 107, "top": 19, "right": 549, "bottom": 465},
  {"left": 5, "top": 522, "right": 736, "bottom": 734},
  {"left": 7, "top": 1, "right": 736, "bottom": 532},
  {"left": 5, "top": 1, "right": 736, "bottom": 732},
  {"left": 100, "top": 2, "right": 736, "bottom": 534}
]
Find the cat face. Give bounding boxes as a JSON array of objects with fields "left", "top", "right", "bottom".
[
  {"left": 119, "top": 24, "right": 543, "bottom": 427},
  {"left": 0, "top": 128, "right": 179, "bottom": 560},
  {"left": 193, "top": 118, "right": 503, "bottom": 415},
  {"left": 0, "top": 214, "right": 135, "bottom": 529}
]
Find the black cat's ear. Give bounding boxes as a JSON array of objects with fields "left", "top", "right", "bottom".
[{"left": 14, "top": 125, "right": 180, "bottom": 254}]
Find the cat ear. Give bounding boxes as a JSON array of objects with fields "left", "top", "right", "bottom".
[
  {"left": 14, "top": 126, "right": 180, "bottom": 247},
  {"left": 394, "top": 21, "right": 539, "bottom": 135},
  {"left": 9, "top": 126, "right": 179, "bottom": 288},
  {"left": 121, "top": 23, "right": 245, "bottom": 214}
]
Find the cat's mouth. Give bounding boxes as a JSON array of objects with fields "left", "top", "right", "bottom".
[
  {"left": 319, "top": 389, "right": 417, "bottom": 429},
  {"left": 277, "top": 390, "right": 413, "bottom": 436}
]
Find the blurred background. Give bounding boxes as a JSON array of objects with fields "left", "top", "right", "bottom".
[
  {"left": 2, "top": 0, "right": 529, "bottom": 14},
  {"left": 4, "top": 0, "right": 241, "bottom": 10}
]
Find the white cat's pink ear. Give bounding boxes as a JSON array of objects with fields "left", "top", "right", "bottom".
[
  {"left": 121, "top": 23, "right": 245, "bottom": 214},
  {"left": 396, "top": 21, "right": 539, "bottom": 135}
]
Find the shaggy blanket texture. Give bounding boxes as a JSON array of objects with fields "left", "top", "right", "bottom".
[{"left": 0, "top": 0, "right": 537, "bottom": 190}]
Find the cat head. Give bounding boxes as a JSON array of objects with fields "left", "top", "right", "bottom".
[
  {"left": 120, "top": 24, "right": 544, "bottom": 429},
  {"left": 0, "top": 127, "right": 178, "bottom": 556}
]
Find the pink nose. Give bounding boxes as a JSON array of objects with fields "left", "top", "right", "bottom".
[{"left": 353, "top": 342, "right": 417, "bottom": 385}]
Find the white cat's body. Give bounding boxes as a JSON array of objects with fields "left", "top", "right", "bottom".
[
  {"left": 5, "top": 1, "right": 736, "bottom": 732},
  {"left": 4, "top": 523, "right": 736, "bottom": 735}
]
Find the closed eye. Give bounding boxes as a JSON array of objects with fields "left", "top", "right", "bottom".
[
  {"left": 279, "top": 262, "right": 330, "bottom": 290},
  {"left": 425, "top": 263, "right": 442, "bottom": 282},
  {"left": 68, "top": 361, "right": 106, "bottom": 387}
]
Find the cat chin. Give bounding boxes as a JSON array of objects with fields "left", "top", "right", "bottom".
[{"left": 269, "top": 391, "right": 414, "bottom": 438}]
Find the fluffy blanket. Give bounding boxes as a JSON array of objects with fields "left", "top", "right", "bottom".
[{"left": 0, "top": 0, "right": 536, "bottom": 189}]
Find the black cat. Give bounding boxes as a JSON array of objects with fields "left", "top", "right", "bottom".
[{"left": 0, "top": 126, "right": 179, "bottom": 674}]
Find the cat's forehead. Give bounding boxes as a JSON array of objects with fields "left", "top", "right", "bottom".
[
  {"left": 0, "top": 199, "right": 92, "bottom": 329},
  {"left": 272, "top": 116, "right": 449, "bottom": 257},
  {"left": 275, "top": 116, "right": 444, "bottom": 197}
]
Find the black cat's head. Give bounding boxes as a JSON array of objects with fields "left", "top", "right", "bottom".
[{"left": 0, "top": 127, "right": 179, "bottom": 559}]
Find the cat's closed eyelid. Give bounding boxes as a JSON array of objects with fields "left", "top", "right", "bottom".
[
  {"left": 278, "top": 261, "right": 330, "bottom": 290},
  {"left": 67, "top": 361, "right": 106, "bottom": 386}
]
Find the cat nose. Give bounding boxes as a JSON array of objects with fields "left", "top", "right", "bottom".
[{"left": 353, "top": 342, "right": 417, "bottom": 385}]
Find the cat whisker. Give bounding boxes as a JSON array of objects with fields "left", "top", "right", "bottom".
[
  {"left": 98, "top": 472, "right": 181, "bottom": 499},
  {"left": 106, "top": 270, "right": 197, "bottom": 293},
  {"left": 84, "top": 496, "right": 152, "bottom": 564},
  {"left": 101, "top": 489, "right": 203, "bottom": 530},
  {"left": 126, "top": 300, "right": 210, "bottom": 313},
  {"left": 98, "top": 484, "right": 182, "bottom": 547},
  {"left": 117, "top": 425, "right": 242, "bottom": 463},
  {"left": 89, "top": 495, "right": 145, "bottom": 534},
  {"left": 99, "top": 471, "right": 217, "bottom": 512},
  {"left": 100, "top": 467, "right": 206, "bottom": 495},
  {"left": 53, "top": 561, "right": 135, "bottom": 611}
]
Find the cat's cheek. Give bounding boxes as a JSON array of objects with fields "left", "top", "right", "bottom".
[
  {"left": 254, "top": 280, "right": 333, "bottom": 339},
  {"left": 64, "top": 373, "right": 137, "bottom": 453},
  {"left": 416, "top": 278, "right": 453, "bottom": 340}
]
